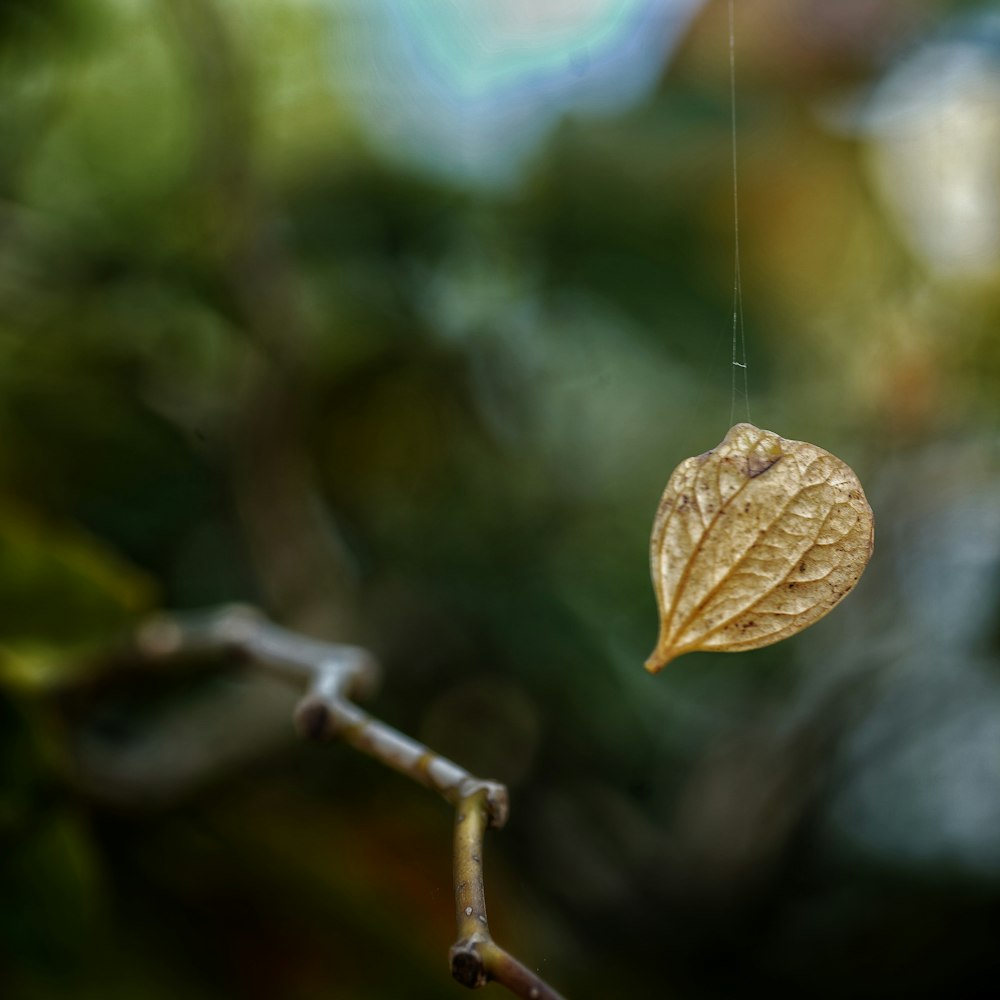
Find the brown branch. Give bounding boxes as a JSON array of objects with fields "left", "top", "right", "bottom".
[
  {"left": 451, "top": 787, "right": 568, "bottom": 1000},
  {"left": 125, "top": 605, "right": 566, "bottom": 1000}
]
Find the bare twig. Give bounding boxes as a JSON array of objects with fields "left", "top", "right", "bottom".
[
  {"left": 451, "top": 787, "right": 567, "bottom": 1000},
  {"left": 125, "top": 605, "right": 565, "bottom": 1000}
]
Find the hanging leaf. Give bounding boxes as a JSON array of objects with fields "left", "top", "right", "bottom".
[{"left": 646, "top": 423, "right": 874, "bottom": 673}]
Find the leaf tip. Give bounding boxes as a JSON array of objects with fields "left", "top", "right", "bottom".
[{"left": 643, "top": 642, "right": 676, "bottom": 674}]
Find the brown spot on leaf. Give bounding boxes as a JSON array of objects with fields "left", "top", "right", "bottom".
[{"left": 747, "top": 453, "right": 782, "bottom": 478}]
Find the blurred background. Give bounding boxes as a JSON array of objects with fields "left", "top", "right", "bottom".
[{"left": 3, "top": 0, "right": 1000, "bottom": 997}]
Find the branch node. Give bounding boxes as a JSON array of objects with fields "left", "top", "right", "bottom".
[
  {"left": 294, "top": 697, "right": 331, "bottom": 741},
  {"left": 450, "top": 935, "right": 490, "bottom": 989},
  {"left": 459, "top": 779, "right": 510, "bottom": 829}
]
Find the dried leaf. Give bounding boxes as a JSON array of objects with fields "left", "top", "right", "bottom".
[{"left": 646, "top": 423, "right": 874, "bottom": 673}]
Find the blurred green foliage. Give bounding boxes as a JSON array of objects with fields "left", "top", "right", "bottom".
[{"left": 3, "top": 1, "right": 1000, "bottom": 998}]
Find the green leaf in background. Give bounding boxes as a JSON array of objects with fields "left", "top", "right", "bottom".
[{"left": 0, "top": 501, "right": 155, "bottom": 689}]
